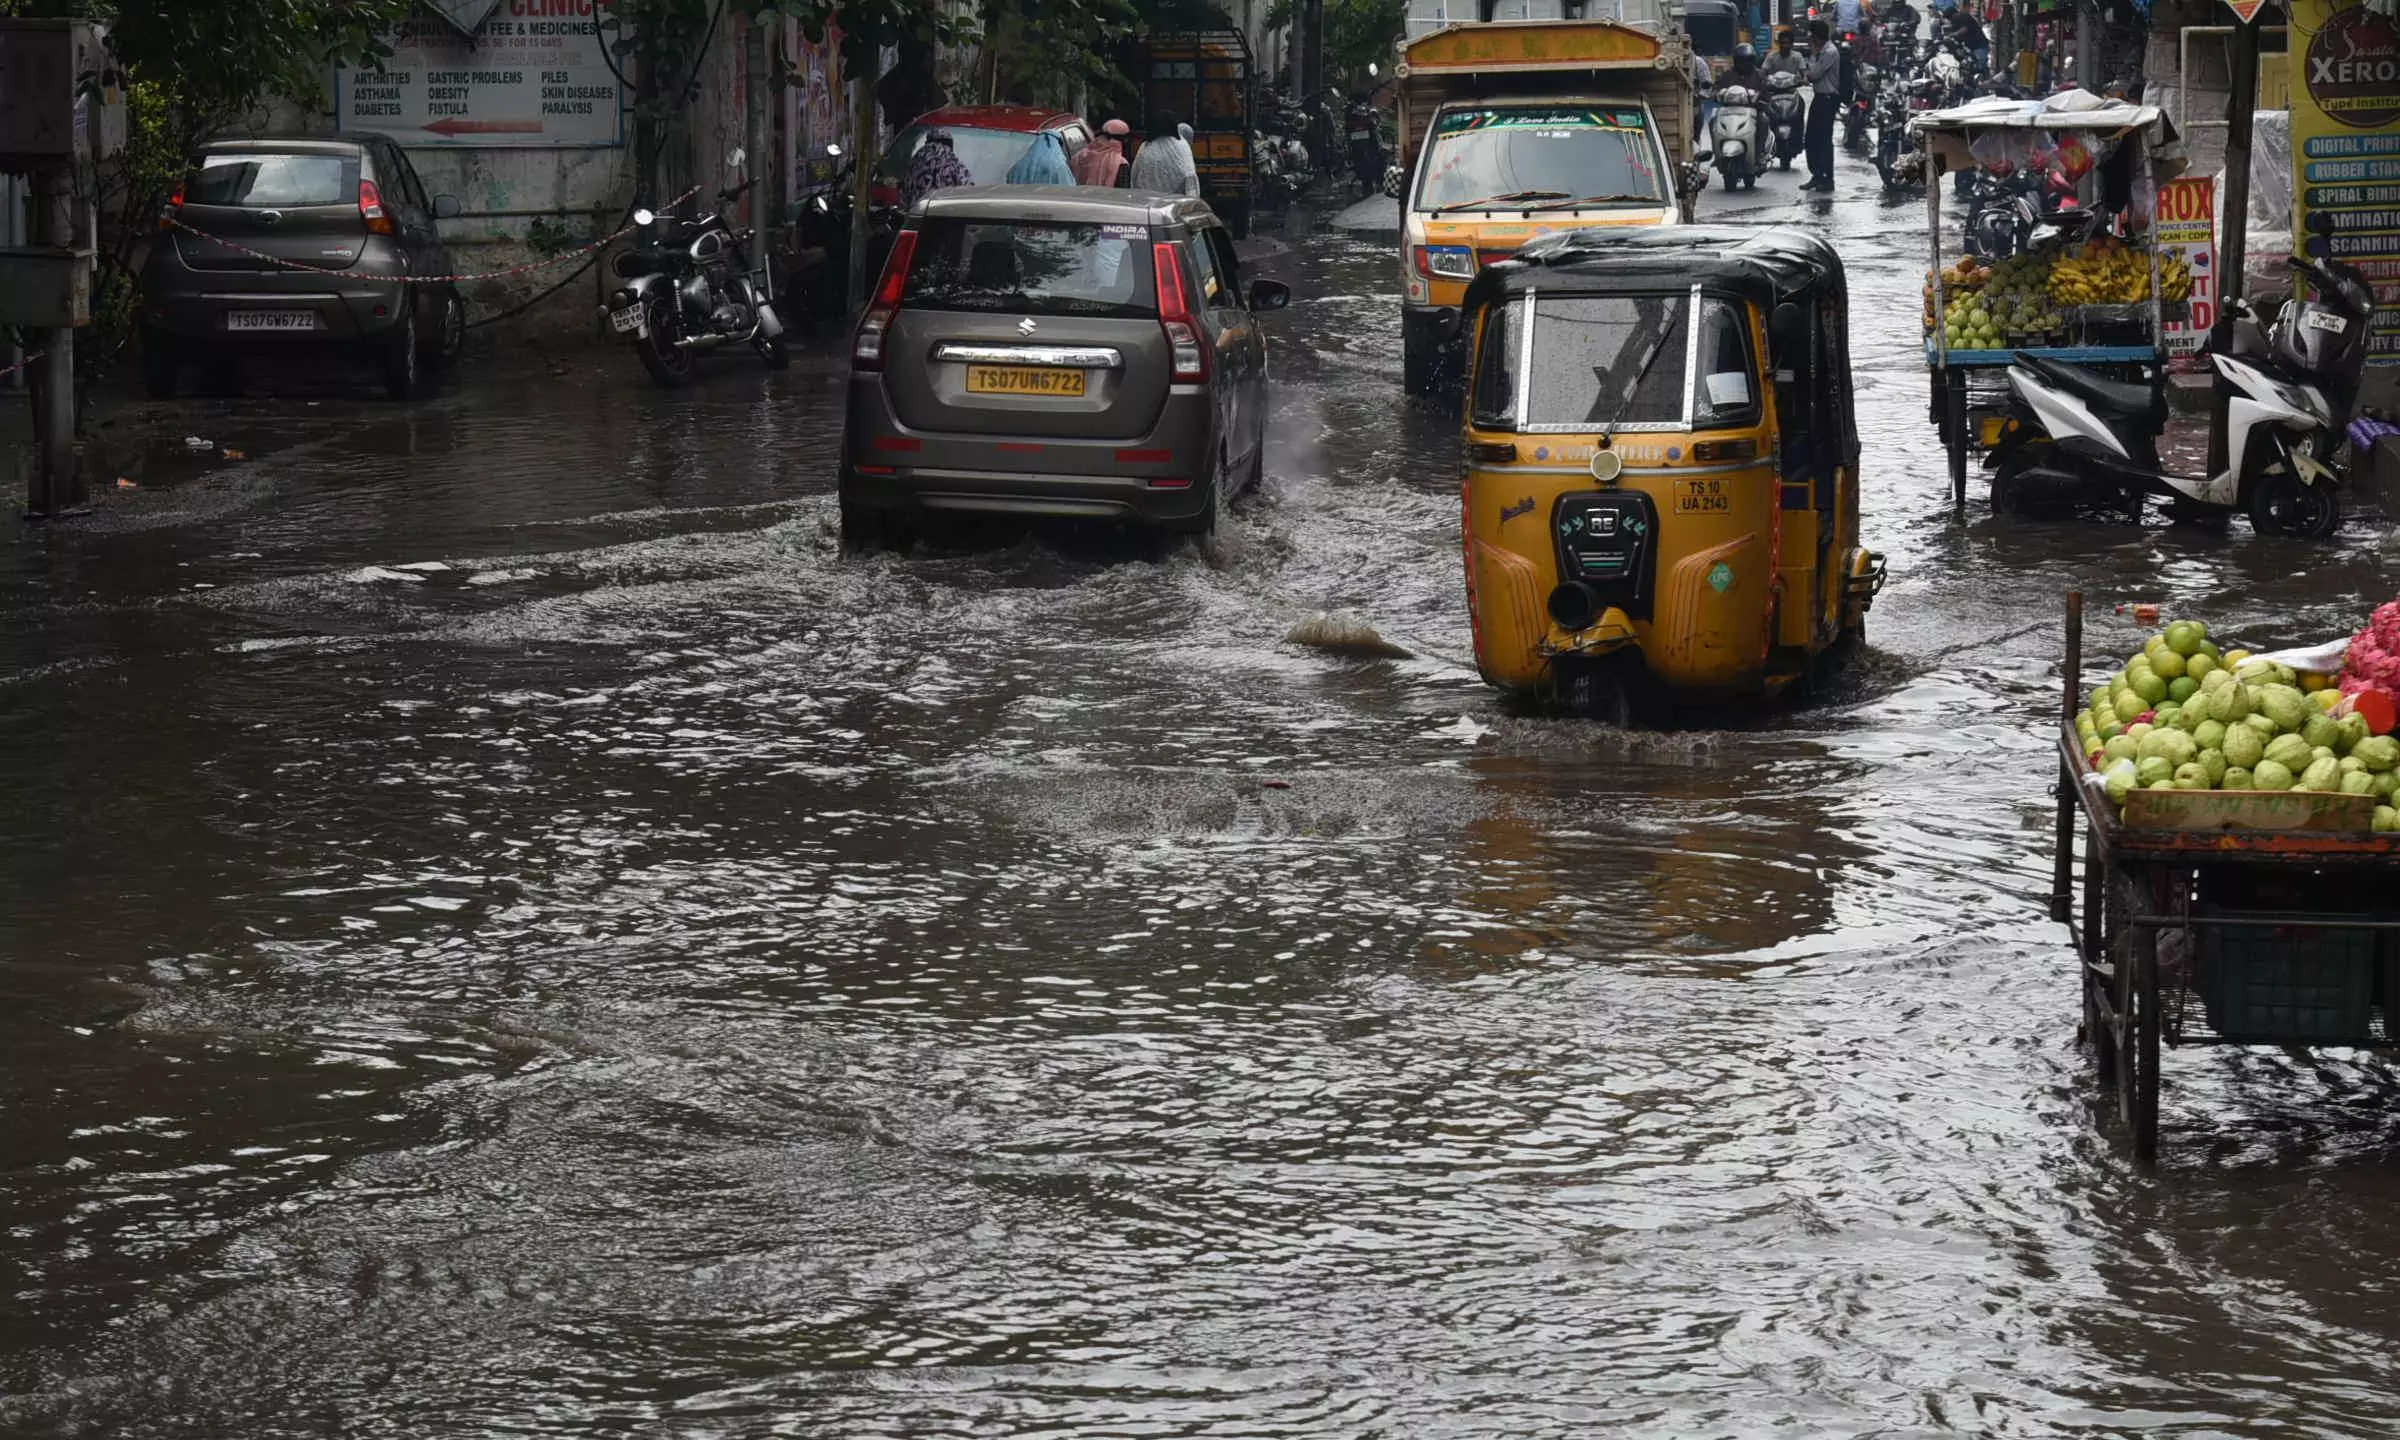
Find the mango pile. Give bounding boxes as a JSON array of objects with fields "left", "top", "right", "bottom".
[{"left": 2075, "top": 619, "right": 2400, "bottom": 831}]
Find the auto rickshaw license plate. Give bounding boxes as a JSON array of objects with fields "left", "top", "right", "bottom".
[
  {"left": 966, "top": 365, "right": 1085, "bottom": 397},
  {"left": 1673, "top": 477, "right": 1731, "bottom": 514}
]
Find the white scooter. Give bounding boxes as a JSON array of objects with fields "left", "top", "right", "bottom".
[
  {"left": 1762, "top": 71, "right": 1805, "bottom": 169},
  {"left": 1985, "top": 255, "right": 2376, "bottom": 538},
  {"left": 1709, "top": 84, "right": 1762, "bottom": 190}
]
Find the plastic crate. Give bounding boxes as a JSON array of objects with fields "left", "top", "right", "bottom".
[{"left": 2195, "top": 908, "right": 2378, "bottom": 1043}]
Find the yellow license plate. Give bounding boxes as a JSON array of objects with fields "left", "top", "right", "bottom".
[
  {"left": 1673, "top": 477, "right": 1732, "bottom": 514},
  {"left": 966, "top": 365, "right": 1085, "bottom": 396},
  {"left": 1980, "top": 416, "right": 2010, "bottom": 446}
]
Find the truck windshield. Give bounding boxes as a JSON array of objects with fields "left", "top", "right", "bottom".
[{"left": 1414, "top": 106, "right": 1666, "bottom": 212}]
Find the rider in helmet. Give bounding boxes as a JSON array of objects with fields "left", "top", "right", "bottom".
[{"left": 1727, "top": 41, "right": 1763, "bottom": 88}]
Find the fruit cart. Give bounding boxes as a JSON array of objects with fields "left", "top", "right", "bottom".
[
  {"left": 1912, "top": 95, "right": 2191, "bottom": 508},
  {"left": 2048, "top": 593, "right": 2400, "bottom": 1162}
]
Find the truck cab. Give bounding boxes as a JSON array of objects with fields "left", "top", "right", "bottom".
[{"left": 1394, "top": 21, "right": 1700, "bottom": 394}]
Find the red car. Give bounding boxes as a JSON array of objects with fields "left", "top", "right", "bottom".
[{"left": 872, "top": 105, "right": 1094, "bottom": 208}]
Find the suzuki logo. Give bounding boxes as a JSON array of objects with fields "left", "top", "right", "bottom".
[
  {"left": 256, "top": 210, "right": 283, "bottom": 226},
  {"left": 1016, "top": 317, "right": 1037, "bottom": 335}
]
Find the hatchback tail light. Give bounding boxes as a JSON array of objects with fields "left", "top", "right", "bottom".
[
  {"left": 1153, "top": 242, "right": 1209, "bottom": 384},
  {"left": 159, "top": 182, "right": 184, "bottom": 232},
  {"left": 359, "top": 179, "right": 395, "bottom": 235},
  {"left": 854, "top": 228, "right": 919, "bottom": 371}
]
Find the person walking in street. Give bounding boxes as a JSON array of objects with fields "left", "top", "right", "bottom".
[
  {"left": 1804, "top": 20, "right": 1841, "bottom": 191},
  {"left": 902, "top": 129, "right": 975, "bottom": 210},
  {"left": 1072, "top": 118, "right": 1130, "bottom": 187},
  {"left": 1129, "top": 112, "right": 1201, "bottom": 197},
  {"left": 1005, "top": 130, "right": 1075, "bottom": 186}
]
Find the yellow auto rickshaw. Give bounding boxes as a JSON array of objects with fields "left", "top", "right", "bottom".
[{"left": 1457, "top": 225, "right": 1884, "bottom": 718}]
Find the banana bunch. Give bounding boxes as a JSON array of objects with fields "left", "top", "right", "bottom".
[
  {"left": 2159, "top": 253, "right": 2192, "bottom": 303},
  {"left": 2048, "top": 235, "right": 2155, "bottom": 306}
]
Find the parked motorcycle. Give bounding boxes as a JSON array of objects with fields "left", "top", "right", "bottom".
[
  {"left": 1839, "top": 38, "right": 1873, "bottom": 150},
  {"left": 1709, "top": 83, "right": 1763, "bottom": 190},
  {"left": 1871, "top": 72, "right": 1930, "bottom": 190},
  {"left": 606, "top": 148, "right": 788, "bottom": 386},
  {"left": 785, "top": 145, "right": 853, "bottom": 326},
  {"left": 1962, "top": 166, "right": 2039, "bottom": 260},
  {"left": 1987, "top": 256, "right": 2377, "bottom": 538},
  {"left": 1762, "top": 70, "right": 1805, "bottom": 170}
]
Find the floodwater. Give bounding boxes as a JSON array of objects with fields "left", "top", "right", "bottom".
[{"left": 6, "top": 161, "right": 2400, "bottom": 1439}]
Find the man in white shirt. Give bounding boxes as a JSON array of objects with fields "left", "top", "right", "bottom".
[{"left": 1128, "top": 113, "right": 1201, "bottom": 197}]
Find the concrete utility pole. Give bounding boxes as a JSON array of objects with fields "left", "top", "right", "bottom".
[
  {"left": 2074, "top": 0, "right": 2099, "bottom": 89},
  {"left": 31, "top": 162, "right": 77, "bottom": 515},
  {"left": 2207, "top": 13, "right": 2260, "bottom": 478},
  {"left": 849, "top": 69, "right": 877, "bottom": 308}
]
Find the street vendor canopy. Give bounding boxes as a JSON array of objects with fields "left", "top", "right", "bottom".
[{"left": 1907, "top": 89, "right": 2188, "bottom": 181}]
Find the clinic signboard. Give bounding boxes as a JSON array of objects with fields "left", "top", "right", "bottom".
[
  {"left": 338, "top": 0, "right": 625, "bottom": 147},
  {"left": 2289, "top": 0, "right": 2400, "bottom": 363}
]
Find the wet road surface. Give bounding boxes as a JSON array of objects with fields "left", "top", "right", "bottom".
[{"left": 7, "top": 157, "right": 2400, "bottom": 1437}]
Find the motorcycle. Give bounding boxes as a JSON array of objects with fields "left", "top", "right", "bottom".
[
  {"left": 606, "top": 148, "right": 788, "bottom": 386},
  {"left": 1762, "top": 70, "right": 1805, "bottom": 170},
  {"left": 785, "top": 145, "right": 853, "bottom": 326},
  {"left": 1839, "top": 38, "right": 1873, "bottom": 150},
  {"left": 1987, "top": 256, "right": 2377, "bottom": 538},
  {"left": 1962, "top": 166, "right": 2039, "bottom": 260},
  {"left": 1871, "top": 72, "right": 1932, "bottom": 190},
  {"left": 1708, "top": 83, "right": 1763, "bottom": 190}
]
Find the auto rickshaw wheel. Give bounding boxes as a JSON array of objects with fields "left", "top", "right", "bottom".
[{"left": 1542, "top": 656, "right": 1631, "bottom": 726}]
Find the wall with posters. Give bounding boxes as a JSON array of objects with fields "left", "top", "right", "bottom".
[
  {"left": 2288, "top": 0, "right": 2400, "bottom": 378},
  {"left": 327, "top": 0, "right": 636, "bottom": 315}
]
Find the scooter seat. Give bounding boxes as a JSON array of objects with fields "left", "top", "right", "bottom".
[{"left": 2017, "top": 352, "right": 2163, "bottom": 426}]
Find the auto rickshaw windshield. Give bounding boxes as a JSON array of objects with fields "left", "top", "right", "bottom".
[{"left": 1470, "top": 287, "right": 1759, "bottom": 431}]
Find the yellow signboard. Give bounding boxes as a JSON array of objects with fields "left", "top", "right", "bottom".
[
  {"left": 2288, "top": 0, "right": 2400, "bottom": 365},
  {"left": 1404, "top": 21, "right": 1661, "bottom": 71}
]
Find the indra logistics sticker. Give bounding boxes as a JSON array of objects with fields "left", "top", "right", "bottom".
[{"left": 1708, "top": 562, "right": 1734, "bottom": 594}]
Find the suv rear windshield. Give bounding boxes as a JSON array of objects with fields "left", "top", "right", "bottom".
[
  {"left": 190, "top": 151, "right": 358, "bottom": 207},
  {"left": 901, "top": 218, "right": 1158, "bottom": 317},
  {"left": 878, "top": 125, "right": 1056, "bottom": 188}
]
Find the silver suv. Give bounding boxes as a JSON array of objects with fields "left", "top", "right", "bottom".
[{"left": 841, "top": 186, "right": 1289, "bottom": 548}]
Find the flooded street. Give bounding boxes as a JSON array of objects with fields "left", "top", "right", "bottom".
[{"left": 7, "top": 165, "right": 2400, "bottom": 1437}]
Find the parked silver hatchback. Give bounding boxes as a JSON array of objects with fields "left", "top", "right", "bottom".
[
  {"left": 841, "top": 186, "right": 1288, "bottom": 548},
  {"left": 139, "top": 135, "right": 467, "bottom": 401}
]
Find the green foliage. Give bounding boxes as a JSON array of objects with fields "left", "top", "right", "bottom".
[{"left": 1321, "top": 0, "right": 1406, "bottom": 92}]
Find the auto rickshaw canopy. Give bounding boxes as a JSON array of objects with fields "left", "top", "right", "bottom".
[{"left": 1460, "top": 224, "right": 1849, "bottom": 318}]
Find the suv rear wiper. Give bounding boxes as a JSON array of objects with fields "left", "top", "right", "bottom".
[
  {"left": 1433, "top": 189, "right": 1571, "bottom": 213},
  {"left": 1527, "top": 193, "right": 1664, "bottom": 210}
]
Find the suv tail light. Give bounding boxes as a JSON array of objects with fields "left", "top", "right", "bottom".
[
  {"left": 853, "top": 228, "right": 919, "bottom": 371},
  {"left": 359, "top": 178, "right": 395, "bottom": 235},
  {"left": 1153, "top": 242, "right": 1209, "bottom": 384}
]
